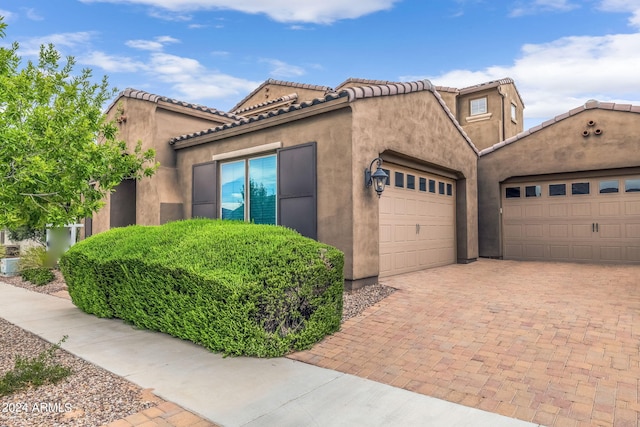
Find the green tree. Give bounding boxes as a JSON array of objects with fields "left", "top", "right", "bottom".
[{"left": 0, "top": 17, "right": 157, "bottom": 231}]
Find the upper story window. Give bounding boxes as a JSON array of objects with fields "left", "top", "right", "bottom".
[
  {"left": 470, "top": 97, "right": 487, "bottom": 116},
  {"left": 511, "top": 103, "right": 517, "bottom": 122}
]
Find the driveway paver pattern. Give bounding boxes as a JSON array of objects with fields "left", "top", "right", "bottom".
[{"left": 289, "top": 259, "right": 640, "bottom": 427}]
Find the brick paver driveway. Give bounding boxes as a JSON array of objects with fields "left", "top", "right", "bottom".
[{"left": 289, "top": 259, "right": 640, "bottom": 427}]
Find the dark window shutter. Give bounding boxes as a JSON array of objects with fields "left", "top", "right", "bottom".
[
  {"left": 192, "top": 161, "right": 217, "bottom": 219},
  {"left": 110, "top": 179, "right": 136, "bottom": 228},
  {"left": 278, "top": 142, "right": 317, "bottom": 240},
  {"left": 84, "top": 217, "right": 92, "bottom": 238}
]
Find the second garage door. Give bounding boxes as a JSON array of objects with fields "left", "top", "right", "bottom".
[
  {"left": 379, "top": 164, "right": 456, "bottom": 277},
  {"left": 502, "top": 174, "right": 640, "bottom": 263}
]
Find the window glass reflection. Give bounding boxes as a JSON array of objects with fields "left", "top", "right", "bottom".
[
  {"left": 599, "top": 180, "right": 619, "bottom": 194},
  {"left": 625, "top": 179, "right": 640, "bottom": 192},
  {"left": 220, "top": 160, "right": 245, "bottom": 220},
  {"left": 572, "top": 182, "right": 590, "bottom": 195},
  {"left": 525, "top": 185, "right": 541, "bottom": 197},
  {"left": 249, "top": 156, "right": 277, "bottom": 224}
]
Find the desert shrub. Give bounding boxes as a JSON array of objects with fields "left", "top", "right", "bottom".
[
  {"left": 0, "top": 336, "right": 71, "bottom": 397},
  {"left": 21, "top": 267, "right": 55, "bottom": 286},
  {"left": 59, "top": 219, "right": 344, "bottom": 357},
  {"left": 18, "top": 246, "right": 48, "bottom": 270}
]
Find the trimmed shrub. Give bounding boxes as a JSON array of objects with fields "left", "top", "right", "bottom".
[
  {"left": 21, "top": 267, "right": 55, "bottom": 286},
  {"left": 59, "top": 219, "right": 344, "bottom": 357}
]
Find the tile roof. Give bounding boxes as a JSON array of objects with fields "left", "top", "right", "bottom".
[
  {"left": 434, "top": 77, "right": 525, "bottom": 108},
  {"left": 479, "top": 100, "right": 640, "bottom": 156},
  {"left": 228, "top": 78, "right": 333, "bottom": 114},
  {"left": 458, "top": 78, "right": 516, "bottom": 95},
  {"left": 335, "top": 78, "right": 399, "bottom": 90},
  {"left": 171, "top": 91, "right": 347, "bottom": 145},
  {"left": 171, "top": 79, "right": 479, "bottom": 155},
  {"left": 107, "top": 88, "right": 244, "bottom": 121},
  {"left": 232, "top": 92, "right": 298, "bottom": 115}
]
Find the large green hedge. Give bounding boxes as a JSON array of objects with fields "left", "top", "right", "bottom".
[{"left": 59, "top": 219, "right": 344, "bottom": 357}]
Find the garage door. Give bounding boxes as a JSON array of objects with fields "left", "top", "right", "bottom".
[
  {"left": 502, "top": 175, "right": 640, "bottom": 263},
  {"left": 379, "top": 164, "right": 456, "bottom": 277}
]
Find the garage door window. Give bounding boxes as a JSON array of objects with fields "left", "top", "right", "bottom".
[
  {"left": 429, "top": 179, "right": 436, "bottom": 193},
  {"left": 447, "top": 183, "right": 453, "bottom": 196},
  {"left": 395, "top": 172, "right": 404, "bottom": 188},
  {"left": 419, "top": 177, "right": 426, "bottom": 192},
  {"left": 571, "top": 182, "right": 590, "bottom": 195},
  {"left": 525, "top": 185, "right": 541, "bottom": 197},
  {"left": 625, "top": 178, "right": 640, "bottom": 192},
  {"left": 599, "top": 180, "right": 619, "bottom": 194},
  {"left": 407, "top": 174, "right": 415, "bottom": 190},
  {"left": 549, "top": 184, "right": 566, "bottom": 196},
  {"left": 439, "top": 182, "right": 445, "bottom": 195},
  {"left": 505, "top": 187, "right": 521, "bottom": 198}
]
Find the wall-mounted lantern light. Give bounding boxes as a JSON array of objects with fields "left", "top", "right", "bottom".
[{"left": 364, "top": 157, "right": 388, "bottom": 198}]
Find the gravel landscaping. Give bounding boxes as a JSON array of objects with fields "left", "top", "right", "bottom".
[
  {"left": 0, "top": 271, "right": 395, "bottom": 426},
  {"left": 0, "top": 317, "right": 160, "bottom": 427}
]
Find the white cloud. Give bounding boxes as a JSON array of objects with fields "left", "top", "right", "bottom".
[
  {"left": 597, "top": 1, "right": 640, "bottom": 29},
  {"left": 23, "top": 8, "right": 44, "bottom": 21},
  {"left": 80, "top": 51, "right": 146, "bottom": 72},
  {"left": 18, "top": 32, "right": 94, "bottom": 56},
  {"left": 78, "top": 0, "right": 400, "bottom": 24},
  {"left": 147, "top": 52, "right": 260, "bottom": 100},
  {"left": 126, "top": 35, "right": 179, "bottom": 51},
  {"left": 148, "top": 9, "right": 192, "bottom": 21},
  {"left": 0, "top": 9, "right": 15, "bottom": 21},
  {"left": 510, "top": 0, "right": 579, "bottom": 17},
  {"left": 261, "top": 58, "right": 305, "bottom": 78},
  {"left": 403, "top": 32, "right": 640, "bottom": 129}
]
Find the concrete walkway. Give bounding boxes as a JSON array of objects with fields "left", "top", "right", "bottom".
[{"left": 0, "top": 281, "right": 537, "bottom": 427}]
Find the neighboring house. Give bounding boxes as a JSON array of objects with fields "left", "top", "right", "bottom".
[
  {"left": 478, "top": 100, "right": 640, "bottom": 264},
  {"left": 91, "top": 77, "right": 640, "bottom": 287}
]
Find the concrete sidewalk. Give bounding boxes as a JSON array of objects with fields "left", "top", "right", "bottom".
[{"left": 0, "top": 282, "right": 538, "bottom": 427}]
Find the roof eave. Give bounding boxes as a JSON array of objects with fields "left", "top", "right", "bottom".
[{"left": 172, "top": 96, "right": 351, "bottom": 150}]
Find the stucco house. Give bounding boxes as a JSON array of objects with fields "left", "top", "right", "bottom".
[
  {"left": 90, "top": 77, "right": 527, "bottom": 289},
  {"left": 478, "top": 100, "right": 640, "bottom": 264},
  {"left": 89, "top": 76, "right": 639, "bottom": 287}
]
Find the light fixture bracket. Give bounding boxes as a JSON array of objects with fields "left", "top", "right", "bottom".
[{"left": 364, "top": 157, "right": 388, "bottom": 198}]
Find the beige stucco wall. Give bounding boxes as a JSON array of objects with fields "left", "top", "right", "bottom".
[
  {"left": 458, "top": 84, "right": 523, "bottom": 151},
  {"left": 478, "top": 107, "right": 640, "bottom": 258},
  {"left": 458, "top": 89, "right": 503, "bottom": 151},
  {"left": 174, "top": 106, "right": 357, "bottom": 280},
  {"left": 500, "top": 83, "right": 524, "bottom": 142},
  {"left": 348, "top": 91, "right": 479, "bottom": 282},
  {"left": 436, "top": 90, "right": 459, "bottom": 118},
  {"left": 90, "top": 97, "right": 229, "bottom": 235}
]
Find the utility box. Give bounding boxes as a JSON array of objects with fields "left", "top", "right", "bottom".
[{"left": 0, "top": 257, "right": 20, "bottom": 276}]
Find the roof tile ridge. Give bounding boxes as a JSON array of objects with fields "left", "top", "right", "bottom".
[
  {"left": 232, "top": 92, "right": 299, "bottom": 115},
  {"left": 479, "top": 99, "right": 640, "bottom": 156},
  {"left": 170, "top": 91, "right": 348, "bottom": 145}
]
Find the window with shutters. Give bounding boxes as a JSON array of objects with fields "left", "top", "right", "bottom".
[{"left": 220, "top": 154, "right": 277, "bottom": 224}]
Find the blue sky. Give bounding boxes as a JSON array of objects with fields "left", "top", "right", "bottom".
[{"left": 1, "top": 0, "right": 640, "bottom": 130}]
